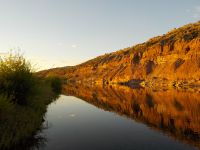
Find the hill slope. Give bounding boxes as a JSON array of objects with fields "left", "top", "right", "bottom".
[{"left": 39, "top": 21, "right": 200, "bottom": 87}]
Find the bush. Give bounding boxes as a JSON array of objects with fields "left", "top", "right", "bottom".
[
  {"left": 0, "top": 53, "right": 35, "bottom": 105},
  {"left": 0, "top": 53, "right": 62, "bottom": 149},
  {"left": 46, "top": 76, "right": 62, "bottom": 94}
]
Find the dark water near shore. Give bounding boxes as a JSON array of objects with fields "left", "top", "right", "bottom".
[{"left": 35, "top": 85, "right": 200, "bottom": 150}]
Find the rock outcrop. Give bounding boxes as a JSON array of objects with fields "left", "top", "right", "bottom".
[{"left": 39, "top": 21, "right": 200, "bottom": 88}]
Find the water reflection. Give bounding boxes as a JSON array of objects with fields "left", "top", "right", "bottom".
[{"left": 62, "top": 84, "right": 200, "bottom": 149}]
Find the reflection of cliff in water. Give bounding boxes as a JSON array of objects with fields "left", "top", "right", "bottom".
[{"left": 63, "top": 84, "right": 200, "bottom": 149}]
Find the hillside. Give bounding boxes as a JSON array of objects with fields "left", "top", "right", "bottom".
[{"left": 39, "top": 21, "right": 200, "bottom": 88}]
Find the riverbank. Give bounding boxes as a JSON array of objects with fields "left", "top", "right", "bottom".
[
  {"left": 119, "top": 78, "right": 200, "bottom": 91},
  {"left": 0, "top": 53, "right": 62, "bottom": 150},
  {"left": 0, "top": 77, "right": 61, "bottom": 150}
]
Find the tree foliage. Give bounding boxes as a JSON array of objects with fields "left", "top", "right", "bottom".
[{"left": 0, "top": 52, "right": 34, "bottom": 104}]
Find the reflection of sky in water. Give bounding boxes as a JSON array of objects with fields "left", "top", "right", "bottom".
[{"left": 40, "top": 95, "right": 196, "bottom": 150}]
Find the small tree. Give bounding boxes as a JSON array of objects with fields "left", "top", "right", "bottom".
[{"left": 0, "top": 52, "right": 34, "bottom": 104}]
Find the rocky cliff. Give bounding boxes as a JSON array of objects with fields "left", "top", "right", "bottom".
[{"left": 39, "top": 21, "right": 200, "bottom": 87}]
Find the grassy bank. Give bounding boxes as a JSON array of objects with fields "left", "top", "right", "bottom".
[{"left": 0, "top": 53, "right": 62, "bottom": 150}]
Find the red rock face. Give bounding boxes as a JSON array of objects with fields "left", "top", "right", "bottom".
[{"left": 39, "top": 21, "right": 200, "bottom": 87}]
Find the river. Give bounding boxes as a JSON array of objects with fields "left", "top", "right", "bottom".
[{"left": 35, "top": 84, "right": 200, "bottom": 150}]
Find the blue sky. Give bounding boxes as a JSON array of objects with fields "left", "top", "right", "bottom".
[{"left": 0, "top": 0, "right": 200, "bottom": 69}]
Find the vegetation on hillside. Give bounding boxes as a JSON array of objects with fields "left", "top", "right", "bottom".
[{"left": 38, "top": 21, "right": 200, "bottom": 87}]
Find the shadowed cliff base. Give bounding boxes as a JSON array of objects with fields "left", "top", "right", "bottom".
[
  {"left": 38, "top": 21, "right": 200, "bottom": 89},
  {"left": 62, "top": 83, "right": 200, "bottom": 149}
]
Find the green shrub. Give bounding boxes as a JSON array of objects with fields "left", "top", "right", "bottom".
[
  {"left": 0, "top": 53, "right": 35, "bottom": 105},
  {"left": 47, "top": 77, "right": 62, "bottom": 94},
  {"left": 0, "top": 95, "right": 14, "bottom": 117},
  {"left": 0, "top": 53, "right": 62, "bottom": 149},
  {"left": 0, "top": 81, "right": 56, "bottom": 150}
]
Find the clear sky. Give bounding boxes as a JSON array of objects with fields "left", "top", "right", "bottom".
[{"left": 0, "top": 0, "right": 200, "bottom": 70}]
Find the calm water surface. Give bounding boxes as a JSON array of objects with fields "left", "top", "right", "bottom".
[{"left": 37, "top": 88, "right": 199, "bottom": 150}]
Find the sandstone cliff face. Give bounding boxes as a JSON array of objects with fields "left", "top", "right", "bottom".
[{"left": 39, "top": 21, "right": 200, "bottom": 87}]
